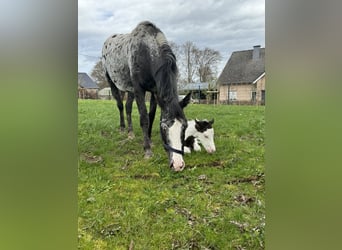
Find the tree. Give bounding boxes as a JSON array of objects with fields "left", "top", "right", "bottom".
[
  {"left": 196, "top": 48, "right": 222, "bottom": 82},
  {"left": 169, "top": 41, "right": 181, "bottom": 63},
  {"left": 174, "top": 41, "right": 222, "bottom": 85},
  {"left": 90, "top": 60, "right": 108, "bottom": 89},
  {"left": 181, "top": 41, "right": 200, "bottom": 84}
]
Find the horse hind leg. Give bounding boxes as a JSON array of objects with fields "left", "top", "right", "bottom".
[
  {"left": 105, "top": 73, "right": 126, "bottom": 132},
  {"left": 115, "top": 91, "right": 126, "bottom": 132},
  {"left": 125, "top": 92, "right": 135, "bottom": 139}
]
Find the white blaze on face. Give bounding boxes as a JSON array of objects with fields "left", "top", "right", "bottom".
[
  {"left": 168, "top": 119, "right": 185, "bottom": 171},
  {"left": 198, "top": 128, "right": 216, "bottom": 153}
]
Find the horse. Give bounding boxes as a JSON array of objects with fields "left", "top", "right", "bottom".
[
  {"left": 102, "top": 21, "right": 190, "bottom": 171},
  {"left": 184, "top": 119, "right": 216, "bottom": 154}
]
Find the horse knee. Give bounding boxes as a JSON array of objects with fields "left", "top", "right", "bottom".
[
  {"left": 194, "top": 142, "right": 201, "bottom": 151},
  {"left": 117, "top": 103, "right": 124, "bottom": 111},
  {"left": 184, "top": 147, "right": 191, "bottom": 154}
]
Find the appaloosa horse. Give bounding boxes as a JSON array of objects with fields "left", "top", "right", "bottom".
[
  {"left": 102, "top": 21, "right": 190, "bottom": 171},
  {"left": 184, "top": 119, "right": 216, "bottom": 154}
]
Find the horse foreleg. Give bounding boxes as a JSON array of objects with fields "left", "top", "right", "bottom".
[
  {"left": 126, "top": 92, "right": 135, "bottom": 139},
  {"left": 184, "top": 147, "right": 191, "bottom": 154},
  {"left": 148, "top": 93, "right": 157, "bottom": 140},
  {"left": 134, "top": 90, "right": 152, "bottom": 158},
  {"left": 193, "top": 138, "right": 202, "bottom": 152}
]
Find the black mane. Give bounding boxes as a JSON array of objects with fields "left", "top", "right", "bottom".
[{"left": 155, "top": 44, "right": 179, "bottom": 106}]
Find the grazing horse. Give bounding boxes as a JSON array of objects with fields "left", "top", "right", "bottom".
[
  {"left": 184, "top": 119, "right": 216, "bottom": 153},
  {"left": 102, "top": 21, "right": 190, "bottom": 171}
]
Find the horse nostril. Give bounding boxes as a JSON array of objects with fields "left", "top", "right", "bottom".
[
  {"left": 207, "top": 148, "right": 215, "bottom": 153},
  {"left": 170, "top": 162, "right": 185, "bottom": 172}
]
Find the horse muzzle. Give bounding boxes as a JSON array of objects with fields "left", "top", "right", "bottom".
[
  {"left": 169, "top": 159, "right": 185, "bottom": 172},
  {"left": 206, "top": 147, "right": 216, "bottom": 153}
]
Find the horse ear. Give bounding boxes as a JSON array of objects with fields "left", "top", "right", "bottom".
[
  {"left": 195, "top": 118, "right": 200, "bottom": 124},
  {"left": 209, "top": 119, "right": 214, "bottom": 125},
  {"left": 179, "top": 92, "right": 191, "bottom": 109}
]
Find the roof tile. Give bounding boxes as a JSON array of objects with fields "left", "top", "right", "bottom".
[{"left": 217, "top": 47, "right": 265, "bottom": 85}]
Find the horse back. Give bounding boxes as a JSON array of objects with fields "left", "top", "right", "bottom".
[
  {"left": 102, "top": 21, "right": 174, "bottom": 93},
  {"left": 102, "top": 34, "right": 134, "bottom": 92}
]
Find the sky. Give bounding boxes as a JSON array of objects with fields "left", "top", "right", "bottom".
[{"left": 78, "top": 0, "right": 264, "bottom": 78}]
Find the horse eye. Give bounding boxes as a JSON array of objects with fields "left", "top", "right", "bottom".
[
  {"left": 161, "top": 123, "right": 168, "bottom": 131},
  {"left": 204, "top": 135, "right": 209, "bottom": 138}
]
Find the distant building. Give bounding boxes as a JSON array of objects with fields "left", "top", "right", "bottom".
[
  {"left": 217, "top": 46, "right": 265, "bottom": 105},
  {"left": 78, "top": 72, "right": 99, "bottom": 99},
  {"left": 98, "top": 87, "right": 112, "bottom": 100},
  {"left": 178, "top": 82, "right": 215, "bottom": 103}
]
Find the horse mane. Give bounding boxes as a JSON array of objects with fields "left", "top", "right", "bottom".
[
  {"left": 133, "top": 21, "right": 182, "bottom": 118},
  {"left": 134, "top": 22, "right": 179, "bottom": 107},
  {"left": 155, "top": 43, "right": 178, "bottom": 104}
]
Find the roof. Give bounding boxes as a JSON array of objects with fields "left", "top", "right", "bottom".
[
  {"left": 179, "top": 82, "right": 209, "bottom": 91},
  {"left": 217, "top": 47, "right": 265, "bottom": 85},
  {"left": 78, "top": 72, "right": 99, "bottom": 89}
]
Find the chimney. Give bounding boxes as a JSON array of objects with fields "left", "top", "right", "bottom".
[{"left": 253, "top": 45, "right": 261, "bottom": 60}]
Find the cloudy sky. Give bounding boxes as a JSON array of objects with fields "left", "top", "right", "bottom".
[{"left": 78, "top": 0, "right": 264, "bottom": 77}]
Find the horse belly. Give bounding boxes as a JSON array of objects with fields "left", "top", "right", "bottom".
[
  {"left": 106, "top": 62, "right": 134, "bottom": 92},
  {"left": 103, "top": 35, "right": 134, "bottom": 92}
]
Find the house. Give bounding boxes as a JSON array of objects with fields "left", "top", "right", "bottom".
[
  {"left": 217, "top": 46, "right": 265, "bottom": 105},
  {"left": 78, "top": 72, "right": 99, "bottom": 99}
]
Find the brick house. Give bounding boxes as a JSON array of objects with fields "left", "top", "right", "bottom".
[
  {"left": 217, "top": 46, "right": 265, "bottom": 105},
  {"left": 78, "top": 72, "right": 99, "bottom": 99}
]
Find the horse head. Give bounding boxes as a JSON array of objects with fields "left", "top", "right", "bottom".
[
  {"left": 160, "top": 93, "right": 191, "bottom": 171},
  {"left": 194, "top": 118, "right": 216, "bottom": 153}
]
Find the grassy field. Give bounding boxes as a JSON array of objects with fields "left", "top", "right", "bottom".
[{"left": 78, "top": 99, "right": 265, "bottom": 249}]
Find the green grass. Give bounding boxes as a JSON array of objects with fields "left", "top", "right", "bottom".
[{"left": 78, "top": 100, "right": 265, "bottom": 249}]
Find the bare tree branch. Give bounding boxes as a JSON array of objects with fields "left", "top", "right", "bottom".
[
  {"left": 90, "top": 60, "right": 108, "bottom": 89},
  {"left": 174, "top": 41, "right": 222, "bottom": 85}
]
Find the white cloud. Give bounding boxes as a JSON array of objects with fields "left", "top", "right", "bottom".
[{"left": 78, "top": 0, "right": 265, "bottom": 75}]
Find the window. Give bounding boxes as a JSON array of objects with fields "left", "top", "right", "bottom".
[
  {"left": 251, "top": 91, "right": 256, "bottom": 101},
  {"left": 228, "top": 91, "right": 237, "bottom": 101}
]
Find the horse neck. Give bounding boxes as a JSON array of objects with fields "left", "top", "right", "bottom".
[
  {"left": 159, "top": 98, "right": 183, "bottom": 120},
  {"left": 156, "top": 87, "right": 178, "bottom": 107}
]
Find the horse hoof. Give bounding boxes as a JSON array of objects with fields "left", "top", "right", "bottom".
[
  {"left": 144, "top": 150, "right": 153, "bottom": 159},
  {"left": 128, "top": 131, "right": 135, "bottom": 139}
]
